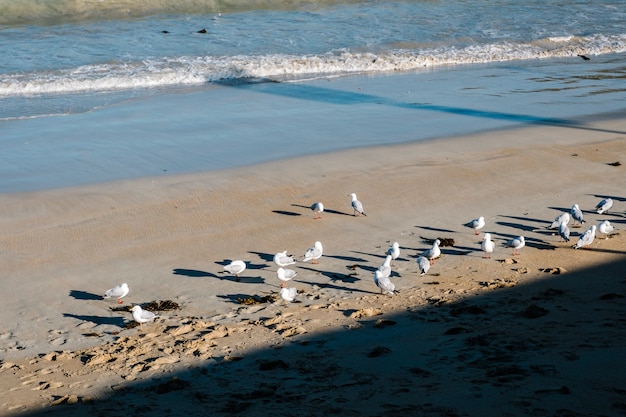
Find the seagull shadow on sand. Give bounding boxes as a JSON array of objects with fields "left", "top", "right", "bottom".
[
  {"left": 216, "top": 293, "right": 275, "bottom": 305},
  {"left": 291, "top": 203, "right": 352, "bottom": 217},
  {"left": 69, "top": 290, "right": 102, "bottom": 301},
  {"left": 272, "top": 210, "right": 301, "bottom": 216},
  {"left": 323, "top": 254, "right": 369, "bottom": 263},
  {"left": 495, "top": 221, "right": 541, "bottom": 233},
  {"left": 493, "top": 232, "right": 556, "bottom": 251},
  {"left": 588, "top": 193, "right": 626, "bottom": 203},
  {"left": 248, "top": 251, "right": 280, "bottom": 263},
  {"left": 297, "top": 265, "right": 362, "bottom": 284},
  {"left": 63, "top": 313, "right": 126, "bottom": 327},
  {"left": 215, "top": 260, "right": 269, "bottom": 270},
  {"left": 415, "top": 225, "right": 458, "bottom": 233},
  {"left": 172, "top": 268, "right": 219, "bottom": 278},
  {"left": 296, "top": 278, "right": 375, "bottom": 295}
]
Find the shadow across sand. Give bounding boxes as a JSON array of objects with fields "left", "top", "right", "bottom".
[
  {"left": 24, "top": 254, "right": 626, "bottom": 417},
  {"left": 172, "top": 269, "right": 218, "bottom": 278},
  {"left": 69, "top": 290, "right": 102, "bottom": 301},
  {"left": 62, "top": 313, "right": 126, "bottom": 327}
]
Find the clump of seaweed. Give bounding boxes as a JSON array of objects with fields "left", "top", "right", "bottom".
[
  {"left": 237, "top": 294, "right": 277, "bottom": 305},
  {"left": 421, "top": 236, "right": 455, "bottom": 247},
  {"left": 110, "top": 299, "right": 180, "bottom": 313}
]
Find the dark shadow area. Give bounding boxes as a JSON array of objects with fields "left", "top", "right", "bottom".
[
  {"left": 323, "top": 253, "right": 369, "bottom": 263},
  {"left": 62, "top": 313, "right": 125, "bottom": 327},
  {"left": 172, "top": 269, "right": 218, "bottom": 278},
  {"left": 21, "top": 254, "right": 626, "bottom": 417},
  {"left": 416, "top": 225, "right": 458, "bottom": 233},
  {"left": 248, "top": 251, "right": 277, "bottom": 262},
  {"left": 499, "top": 214, "right": 551, "bottom": 226},
  {"left": 69, "top": 290, "right": 102, "bottom": 301},
  {"left": 272, "top": 210, "right": 301, "bottom": 216},
  {"left": 588, "top": 193, "right": 626, "bottom": 203},
  {"left": 297, "top": 265, "right": 362, "bottom": 285},
  {"left": 495, "top": 221, "right": 541, "bottom": 233},
  {"left": 290, "top": 203, "right": 352, "bottom": 217}
]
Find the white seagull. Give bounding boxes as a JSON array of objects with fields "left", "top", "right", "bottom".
[
  {"left": 103, "top": 283, "right": 129, "bottom": 304},
  {"left": 595, "top": 198, "right": 613, "bottom": 214},
  {"left": 549, "top": 212, "right": 570, "bottom": 229},
  {"left": 481, "top": 233, "right": 495, "bottom": 259},
  {"left": 416, "top": 256, "right": 430, "bottom": 276},
  {"left": 558, "top": 221, "right": 571, "bottom": 242},
  {"left": 273, "top": 251, "right": 296, "bottom": 268},
  {"left": 378, "top": 254, "right": 393, "bottom": 278},
  {"left": 374, "top": 269, "right": 395, "bottom": 296},
  {"left": 574, "top": 225, "right": 596, "bottom": 249},
  {"left": 571, "top": 204, "right": 584, "bottom": 227},
  {"left": 302, "top": 241, "right": 323, "bottom": 264},
  {"left": 349, "top": 193, "right": 367, "bottom": 217},
  {"left": 465, "top": 216, "right": 485, "bottom": 235},
  {"left": 277, "top": 267, "right": 297, "bottom": 288},
  {"left": 279, "top": 287, "right": 297, "bottom": 303},
  {"left": 423, "top": 239, "right": 441, "bottom": 265},
  {"left": 386, "top": 242, "right": 400, "bottom": 265},
  {"left": 504, "top": 236, "right": 525, "bottom": 255},
  {"left": 131, "top": 305, "right": 157, "bottom": 329},
  {"left": 310, "top": 201, "right": 324, "bottom": 219},
  {"left": 223, "top": 260, "right": 246, "bottom": 282},
  {"left": 598, "top": 220, "right": 614, "bottom": 239}
]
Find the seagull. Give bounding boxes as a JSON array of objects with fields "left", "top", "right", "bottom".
[
  {"left": 571, "top": 204, "right": 584, "bottom": 227},
  {"left": 277, "top": 267, "right": 297, "bottom": 288},
  {"left": 504, "top": 236, "right": 525, "bottom": 255},
  {"left": 310, "top": 201, "right": 324, "bottom": 219},
  {"left": 302, "top": 241, "right": 323, "bottom": 264},
  {"left": 349, "top": 193, "right": 367, "bottom": 217},
  {"left": 595, "top": 198, "right": 613, "bottom": 215},
  {"left": 279, "top": 287, "right": 297, "bottom": 303},
  {"left": 131, "top": 305, "right": 157, "bottom": 329},
  {"left": 374, "top": 270, "right": 395, "bottom": 295},
  {"left": 465, "top": 216, "right": 485, "bottom": 235},
  {"left": 558, "top": 221, "right": 571, "bottom": 242},
  {"left": 416, "top": 256, "right": 430, "bottom": 275},
  {"left": 273, "top": 251, "right": 296, "bottom": 268},
  {"left": 103, "top": 283, "right": 129, "bottom": 304},
  {"left": 378, "top": 254, "right": 393, "bottom": 278},
  {"left": 481, "top": 233, "right": 495, "bottom": 259},
  {"left": 223, "top": 260, "right": 246, "bottom": 282},
  {"left": 386, "top": 242, "right": 400, "bottom": 265},
  {"left": 549, "top": 212, "right": 570, "bottom": 229},
  {"left": 423, "top": 239, "right": 441, "bottom": 265},
  {"left": 574, "top": 225, "right": 596, "bottom": 249},
  {"left": 598, "top": 220, "right": 614, "bottom": 239}
]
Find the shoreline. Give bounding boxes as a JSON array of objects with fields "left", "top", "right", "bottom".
[{"left": 0, "top": 116, "right": 625, "bottom": 415}]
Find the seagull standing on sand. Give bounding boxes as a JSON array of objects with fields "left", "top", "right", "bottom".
[
  {"left": 504, "top": 236, "right": 525, "bottom": 255},
  {"left": 378, "top": 254, "right": 393, "bottom": 278},
  {"left": 386, "top": 242, "right": 400, "bottom": 265},
  {"left": 277, "top": 267, "right": 297, "bottom": 288},
  {"left": 574, "top": 225, "right": 596, "bottom": 249},
  {"left": 279, "top": 287, "right": 297, "bottom": 303},
  {"left": 374, "top": 270, "right": 395, "bottom": 295},
  {"left": 131, "top": 305, "right": 157, "bottom": 329},
  {"left": 103, "top": 283, "right": 129, "bottom": 304},
  {"left": 558, "top": 221, "right": 571, "bottom": 242},
  {"left": 465, "top": 216, "right": 485, "bottom": 235},
  {"left": 481, "top": 233, "right": 495, "bottom": 259},
  {"left": 571, "top": 204, "right": 584, "bottom": 227},
  {"left": 302, "top": 241, "right": 323, "bottom": 264},
  {"left": 423, "top": 239, "right": 441, "bottom": 265},
  {"left": 349, "top": 193, "right": 367, "bottom": 217},
  {"left": 595, "top": 198, "right": 613, "bottom": 214},
  {"left": 598, "top": 220, "right": 614, "bottom": 239},
  {"left": 310, "top": 202, "right": 324, "bottom": 219},
  {"left": 223, "top": 260, "right": 246, "bottom": 282},
  {"left": 549, "top": 212, "right": 570, "bottom": 229},
  {"left": 273, "top": 251, "right": 296, "bottom": 268},
  {"left": 417, "top": 256, "right": 430, "bottom": 275}
]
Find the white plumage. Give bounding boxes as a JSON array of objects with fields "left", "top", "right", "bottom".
[
  {"left": 349, "top": 193, "right": 367, "bottom": 216},
  {"left": 504, "top": 236, "right": 525, "bottom": 255},
  {"left": 103, "top": 282, "right": 129, "bottom": 304},
  {"left": 378, "top": 254, "right": 393, "bottom": 278},
  {"left": 374, "top": 270, "right": 395, "bottom": 295},
  {"left": 273, "top": 250, "right": 296, "bottom": 267},
  {"left": 571, "top": 204, "right": 584, "bottom": 226},
  {"left": 416, "top": 256, "right": 430, "bottom": 275},
  {"left": 481, "top": 233, "right": 495, "bottom": 258},
  {"left": 465, "top": 216, "right": 485, "bottom": 235},
  {"left": 598, "top": 220, "right": 614, "bottom": 239},
  {"left": 223, "top": 260, "right": 246, "bottom": 281},
  {"left": 386, "top": 242, "right": 400, "bottom": 265},
  {"left": 423, "top": 239, "right": 441, "bottom": 265},
  {"left": 277, "top": 267, "right": 297, "bottom": 288},
  {"left": 279, "top": 287, "right": 297, "bottom": 303},
  {"left": 302, "top": 241, "right": 323, "bottom": 264},
  {"left": 131, "top": 305, "right": 157, "bottom": 328},
  {"left": 558, "top": 221, "right": 570, "bottom": 242},
  {"left": 310, "top": 201, "right": 324, "bottom": 219},
  {"left": 595, "top": 198, "right": 613, "bottom": 215},
  {"left": 549, "top": 212, "right": 570, "bottom": 229},
  {"left": 574, "top": 225, "right": 596, "bottom": 249}
]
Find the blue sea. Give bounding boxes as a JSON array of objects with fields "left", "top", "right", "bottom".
[{"left": 1, "top": 0, "right": 625, "bottom": 192}]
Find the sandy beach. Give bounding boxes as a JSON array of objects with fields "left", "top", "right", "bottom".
[{"left": 1, "top": 115, "right": 625, "bottom": 416}]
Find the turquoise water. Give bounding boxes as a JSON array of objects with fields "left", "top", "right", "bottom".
[{"left": 1, "top": 0, "right": 625, "bottom": 192}]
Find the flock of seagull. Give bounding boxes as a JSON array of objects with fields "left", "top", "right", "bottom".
[{"left": 103, "top": 194, "right": 620, "bottom": 325}]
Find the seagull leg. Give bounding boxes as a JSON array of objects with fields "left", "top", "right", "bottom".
[
  {"left": 235, "top": 274, "right": 240, "bottom": 282},
  {"left": 117, "top": 298, "right": 123, "bottom": 304}
]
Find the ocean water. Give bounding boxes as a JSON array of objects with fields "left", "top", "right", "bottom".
[{"left": 1, "top": 0, "right": 625, "bottom": 192}]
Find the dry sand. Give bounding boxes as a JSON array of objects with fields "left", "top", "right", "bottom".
[{"left": 0, "top": 116, "right": 625, "bottom": 416}]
